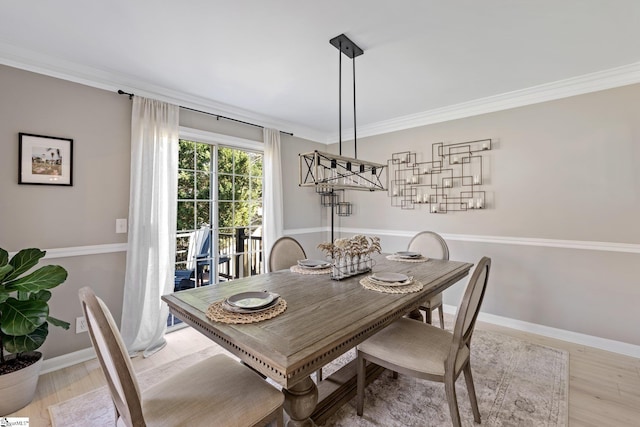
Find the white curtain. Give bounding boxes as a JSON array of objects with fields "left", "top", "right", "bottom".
[
  {"left": 263, "top": 128, "right": 283, "bottom": 266},
  {"left": 121, "top": 96, "right": 179, "bottom": 357}
]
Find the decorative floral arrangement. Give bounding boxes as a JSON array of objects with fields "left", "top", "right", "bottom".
[
  {"left": 318, "top": 235, "right": 380, "bottom": 259},
  {"left": 318, "top": 235, "right": 381, "bottom": 279}
]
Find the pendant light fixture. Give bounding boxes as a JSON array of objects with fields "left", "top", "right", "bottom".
[{"left": 299, "top": 34, "right": 386, "bottom": 192}]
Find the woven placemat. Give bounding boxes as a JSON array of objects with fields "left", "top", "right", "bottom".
[
  {"left": 386, "top": 255, "right": 429, "bottom": 263},
  {"left": 360, "top": 277, "right": 424, "bottom": 294},
  {"left": 206, "top": 298, "right": 287, "bottom": 324},
  {"left": 290, "top": 265, "right": 331, "bottom": 275}
]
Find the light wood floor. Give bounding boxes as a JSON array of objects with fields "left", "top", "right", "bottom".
[{"left": 10, "top": 320, "right": 640, "bottom": 426}]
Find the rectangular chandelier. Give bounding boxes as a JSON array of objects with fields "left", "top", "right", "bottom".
[{"left": 299, "top": 150, "right": 386, "bottom": 191}]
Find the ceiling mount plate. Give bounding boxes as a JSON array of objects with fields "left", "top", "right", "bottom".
[{"left": 330, "top": 34, "right": 363, "bottom": 58}]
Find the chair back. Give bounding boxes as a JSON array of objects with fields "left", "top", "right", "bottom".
[
  {"left": 79, "top": 287, "right": 144, "bottom": 427},
  {"left": 268, "top": 236, "right": 306, "bottom": 272},
  {"left": 186, "top": 225, "right": 210, "bottom": 270},
  {"left": 407, "top": 231, "right": 449, "bottom": 260},
  {"left": 450, "top": 257, "right": 491, "bottom": 358}
]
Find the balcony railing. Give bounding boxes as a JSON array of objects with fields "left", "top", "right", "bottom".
[{"left": 174, "top": 228, "right": 263, "bottom": 291}]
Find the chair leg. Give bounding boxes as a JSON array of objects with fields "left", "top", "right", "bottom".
[
  {"left": 438, "top": 305, "right": 445, "bottom": 329},
  {"left": 356, "top": 352, "right": 366, "bottom": 416},
  {"left": 425, "top": 307, "right": 433, "bottom": 324},
  {"left": 463, "top": 362, "right": 481, "bottom": 423},
  {"left": 444, "top": 373, "right": 462, "bottom": 427},
  {"left": 275, "top": 407, "right": 284, "bottom": 427}
]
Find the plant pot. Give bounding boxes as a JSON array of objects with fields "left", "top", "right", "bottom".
[{"left": 0, "top": 351, "right": 43, "bottom": 416}]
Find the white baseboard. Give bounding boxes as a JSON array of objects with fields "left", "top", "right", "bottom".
[
  {"left": 443, "top": 304, "right": 640, "bottom": 358},
  {"left": 41, "top": 347, "right": 96, "bottom": 375}
]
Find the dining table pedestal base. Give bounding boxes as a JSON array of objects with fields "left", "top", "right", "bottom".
[{"left": 283, "top": 376, "right": 318, "bottom": 427}]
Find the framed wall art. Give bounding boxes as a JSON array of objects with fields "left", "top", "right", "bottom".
[{"left": 19, "top": 133, "right": 73, "bottom": 186}]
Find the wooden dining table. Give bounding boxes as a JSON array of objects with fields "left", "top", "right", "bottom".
[{"left": 162, "top": 253, "right": 473, "bottom": 426}]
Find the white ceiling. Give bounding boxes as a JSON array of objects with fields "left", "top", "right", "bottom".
[{"left": 2, "top": 1, "right": 640, "bottom": 142}]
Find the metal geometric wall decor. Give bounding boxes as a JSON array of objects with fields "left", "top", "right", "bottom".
[{"left": 387, "top": 138, "right": 492, "bottom": 212}]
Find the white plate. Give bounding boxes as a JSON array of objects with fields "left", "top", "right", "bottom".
[
  {"left": 368, "top": 276, "right": 413, "bottom": 287},
  {"left": 223, "top": 297, "right": 279, "bottom": 313},
  {"left": 226, "top": 291, "right": 275, "bottom": 309},
  {"left": 371, "top": 272, "right": 409, "bottom": 283},
  {"left": 297, "top": 259, "right": 331, "bottom": 269},
  {"left": 395, "top": 251, "right": 422, "bottom": 258}
]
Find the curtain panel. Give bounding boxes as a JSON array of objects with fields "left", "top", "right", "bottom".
[
  {"left": 121, "top": 96, "right": 179, "bottom": 357},
  {"left": 263, "top": 128, "right": 283, "bottom": 267}
]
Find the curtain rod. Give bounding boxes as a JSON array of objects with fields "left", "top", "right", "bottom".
[{"left": 117, "top": 90, "right": 293, "bottom": 136}]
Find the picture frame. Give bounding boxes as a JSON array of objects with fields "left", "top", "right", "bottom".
[{"left": 19, "top": 133, "right": 73, "bottom": 186}]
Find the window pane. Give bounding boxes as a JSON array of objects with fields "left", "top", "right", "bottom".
[
  {"left": 218, "top": 174, "right": 233, "bottom": 201},
  {"left": 250, "top": 177, "right": 262, "bottom": 199},
  {"left": 178, "top": 140, "right": 195, "bottom": 170},
  {"left": 250, "top": 153, "right": 263, "bottom": 177},
  {"left": 234, "top": 201, "right": 249, "bottom": 227},
  {"left": 195, "top": 143, "right": 212, "bottom": 172},
  {"left": 178, "top": 170, "right": 194, "bottom": 199},
  {"left": 219, "top": 201, "right": 233, "bottom": 228},
  {"left": 175, "top": 234, "right": 190, "bottom": 265},
  {"left": 234, "top": 175, "right": 249, "bottom": 200},
  {"left": 196, "top": 201, "right": 210, "bottom": 226},
  {"left": 196, "top": 171, "right": 211, "bottom": 200},
  {"left": 219, "top": 228, "right": 234, "bottom": 255},
  {"left": 177, "top": 201, "right": 195, "bottom": 231},
  {"left": 250, "top": 202, "right": 262, "bottom": 226},
  {"left": 218, "top": 147, "right": 233, "bottom": 174},
  {"left": 234, "top": 150, "right": 250, "bottom": 175}
]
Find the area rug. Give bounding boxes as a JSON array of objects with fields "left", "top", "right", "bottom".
[
  {"left": 321, "top": 329, "right": 568, "bottom": 427},
  {"left": 49, "top": 329, "right": 567, "bottom": 427}
]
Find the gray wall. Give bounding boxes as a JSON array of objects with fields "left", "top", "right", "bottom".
[
  {"left": 0, "top": 65, "right": 132, "bottom": 359},
  {"left": 322, "top": 84, "right": 640, "bottom": 345},
  {"left": 1, "top": 62, "right": 638, "bottom": 361},
  {"left": 0, "top": 64, "right": 320, "bottom": 359}
]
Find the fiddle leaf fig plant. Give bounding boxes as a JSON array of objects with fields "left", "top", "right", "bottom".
[{"left": 0, "top": 247, "right": 70, "bottom": 371}]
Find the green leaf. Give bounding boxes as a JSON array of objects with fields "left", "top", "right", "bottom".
[
  {"left": 4, "top": 265, "right": 68, "bottom": 292},
  {"left": 0, "top": 297, "right": 48, "bottom": 336},
  {"left": 30, "top": 289, "right": 52, "bottom": 302},
  {"left": 3, "top": 323, "right": 48, "bottom": 353},
  {"left": 0, "top": 264, "right": 12, "bottom": 283},
  {"left": 0, "top": 248, "right": 8, "bottom": 267},
  {"left": 47, "top": 315, "right": 70, "bottom": 330},
  {"left": 4, "top": 248, "right": 45, "bottom": 282}
]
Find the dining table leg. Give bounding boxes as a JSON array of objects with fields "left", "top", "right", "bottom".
[{"left": 283, "top": 375, "right": 318, "bottom": 427}]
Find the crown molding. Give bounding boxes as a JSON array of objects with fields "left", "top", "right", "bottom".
[
  {"left": 3, "top": 41, "right": 639, "bottom": 145},
  {"left": 329, "top": 61, "right": 640, "bottom": 143},
  {"left": 0, "top": 42, "right": 326, "bottom": 143}
]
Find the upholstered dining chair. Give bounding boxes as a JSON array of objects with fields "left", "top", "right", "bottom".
[
  {"left": 356, "top": 257, "right": 491, "bottom": 427},
  {"left": 407, "top": 231, "right": 450, "bottom": 328},
  {"left": 268, "top": 236, "right": 306, "bottom": 272},
  {"left": 79, "top": 287, "right": 284, "bottom": 427}
]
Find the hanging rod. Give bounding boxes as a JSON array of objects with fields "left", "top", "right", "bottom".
[{"left": 117, "top": 90, "right": 293, "bottom": 136}]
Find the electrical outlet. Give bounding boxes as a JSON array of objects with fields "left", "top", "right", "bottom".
[{"left": 76, "top": 316, "right": 88, "bottom": 334}]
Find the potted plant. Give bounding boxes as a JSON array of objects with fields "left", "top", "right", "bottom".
[{"left": 0, "top": 247, "right": 70, "bottom": 415}]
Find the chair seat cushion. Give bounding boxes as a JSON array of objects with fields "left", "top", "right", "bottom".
[
  {"left": 141, "top": 354, "right": 283, "bottom": 426},
  {"left": 357, "top": 318, "right": 469, "bottom": 377}
]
